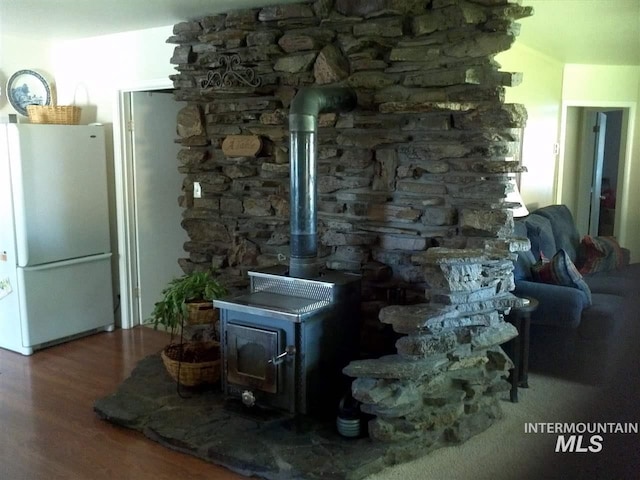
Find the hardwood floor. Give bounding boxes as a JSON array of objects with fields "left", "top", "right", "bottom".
[{"left": 0, "top": 327, "right": 247, "bottom": 480}]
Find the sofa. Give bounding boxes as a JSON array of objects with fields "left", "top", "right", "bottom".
[{"left": 512, "top": 204, "right": 640, "bottom": 382}]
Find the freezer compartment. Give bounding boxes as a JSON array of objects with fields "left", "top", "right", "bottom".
[
  {"left": 8, "top": 124, "right": 110, "bottom": 267},
  {"left": 17, "top": 253, "right": 114, "bottom": 349}
]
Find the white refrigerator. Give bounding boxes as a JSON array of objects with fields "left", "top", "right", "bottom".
[{"left": 0, "top": 123, "right": 114, "bottom": 355}]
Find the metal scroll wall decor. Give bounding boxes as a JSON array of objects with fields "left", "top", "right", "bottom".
[{"left": 200, "top": 54, "right": 261, "bottom": 91}]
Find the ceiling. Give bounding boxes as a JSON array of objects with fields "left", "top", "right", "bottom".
[
  {"left": 0, "top": 0, "right": 298, "bottom": 40},
  {"left": 517, "top": 0, "right": 640, "bottom": 65},
  {"left": 1, "top": 0, "right": 638, "bottom": 65}
]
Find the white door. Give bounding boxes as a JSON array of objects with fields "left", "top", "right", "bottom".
[
  {"left": 129, "top": 91, "right": 188, "bottom": 324},
  {"left": 575, "top": 111, "right": 607, "bottom": 236},
  {"left": 588, "top": 112, "right": 607, "bottom": 236}
]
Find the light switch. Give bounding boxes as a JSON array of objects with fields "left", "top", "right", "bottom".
[{"left": 194, "top": 182, "right": 202, "bottom": 198}]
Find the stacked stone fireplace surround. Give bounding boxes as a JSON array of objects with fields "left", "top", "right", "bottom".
[{"left": 169, "top": 0, "right": 532, "bottom": 454}]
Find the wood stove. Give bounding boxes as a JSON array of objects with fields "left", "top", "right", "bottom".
[
  {"left": 214, "top": 86, "right": 360, "bottom": 418},
  {"left": 214, "top": 266, "right": 360, "bottom": 417}
]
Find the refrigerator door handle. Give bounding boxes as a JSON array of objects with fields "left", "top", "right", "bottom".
[{"left": 21, "top": 253, "right": 112, "bottom": 271}]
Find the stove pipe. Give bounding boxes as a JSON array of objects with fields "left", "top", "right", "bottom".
[{"left": 288, "top": 87, "right": 357, "bottom": 278}]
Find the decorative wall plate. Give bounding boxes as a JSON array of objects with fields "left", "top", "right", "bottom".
[{"left": 6, "top": 69, "right": 52, "bottom": 116}]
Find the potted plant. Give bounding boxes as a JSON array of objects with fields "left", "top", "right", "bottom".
[
  {"left": 148, "top": 270, "right": 227, "bottom": 334},
  {"left": 148, "top": 270, "right": 228, "bottom": 387}
]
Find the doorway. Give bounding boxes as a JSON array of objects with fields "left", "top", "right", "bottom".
[
  {"left": 559, "top": 106, "right": 628, "bottom": 238},
  {"left": 128, "top": 91, "right": 188, "bottom": 324},
  {"left": 114, "top": 82, "right": 188, "bottom": 328}
]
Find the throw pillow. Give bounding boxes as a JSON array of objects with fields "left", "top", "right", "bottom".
[
  {"left": 531, "top": 249, "right": 592, "bottom": 305},
  {"left": 578, "top": 235, "right": 624, "bottom": 274}
]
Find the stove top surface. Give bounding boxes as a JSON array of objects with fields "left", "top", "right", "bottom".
[{"left": 214, "top": 291, "right": 331, "bottom": 322}]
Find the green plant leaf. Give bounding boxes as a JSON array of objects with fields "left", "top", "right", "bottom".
[{"left": 145, "top": 270, "right": 228, "bottom": 330}]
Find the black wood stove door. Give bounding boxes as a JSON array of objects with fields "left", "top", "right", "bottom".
[{"left": 226, "top": 323, "right": 280, "bottom": 394}]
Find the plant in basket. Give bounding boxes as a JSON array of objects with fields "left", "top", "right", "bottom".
[
  {"left": 148, "top": 270, "right": 227, "bottom": 334},
  {"left": 147, "top": 270, "right": 227, "bottom": 387}
]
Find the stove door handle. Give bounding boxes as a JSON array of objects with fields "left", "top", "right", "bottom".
[{"left": 269, "top": 345, "right": 296, "bottom": 365}]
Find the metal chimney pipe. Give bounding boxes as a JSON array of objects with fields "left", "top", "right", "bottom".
[{"left": 288, "top": 87, "right": 357, "bottom": 278}]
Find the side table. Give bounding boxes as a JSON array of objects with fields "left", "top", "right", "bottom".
[{"left": 505, "top": 296, "right": 538, "bottom": 402}]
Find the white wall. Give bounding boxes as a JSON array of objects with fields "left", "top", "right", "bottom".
[
  {"left": 1, "top": 27, "right": 175, "bottom": 121},
  {"left": 561, "top": 107, "right": 582, "bottom": 213},
  {"left": 50, "top": 26, "right": 176, "bottom": 124},
  {"left": 561, "top": 64, "right": 640, "bottom": 261},
  {"left": 497, "top": 46, "right": 640, "bottom": 262},
  {"left": 2, "top": 27, "right": 178, "bottom": 325},
  {"left": 0, "top": 35, "right": 54, "bottom": 117},
  {"left": 496, "top": 43, "right": 564, "bottom": 211}
]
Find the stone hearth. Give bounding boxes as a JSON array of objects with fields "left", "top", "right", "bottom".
[{"left": 95, "top": 353, "right": 514, "bottom": 479}]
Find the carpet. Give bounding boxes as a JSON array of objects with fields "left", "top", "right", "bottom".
[
  {"left": 95, "top": 353, "right": 640, "bottom": 480},
  {"left": 369, "top": 371, "right": 640, "bottom": 479}
]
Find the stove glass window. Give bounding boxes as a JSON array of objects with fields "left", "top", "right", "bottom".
[
  {"left": 237, "top": 340, "right": 267, "bottom": 379},
  {"left": 226, "top": 323, "right": 279, "bottom": 394}
]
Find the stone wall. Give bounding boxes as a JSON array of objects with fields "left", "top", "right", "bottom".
[
  {"left": 169, "top": 0, "right": 532, "bottom": 456},
  {"left": 169, "top": 0, "right": 531, "bottom": 356}
]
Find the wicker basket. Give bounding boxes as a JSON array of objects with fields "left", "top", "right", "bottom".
[
  {"left": 185, "top": 302, "right": 219, "bottom": 326},
  {"left": 161, "top": 341, "right": 221, "bottom": 387},
  {"left": 27, "top": 105, "right": 81, "bottom": 125}
]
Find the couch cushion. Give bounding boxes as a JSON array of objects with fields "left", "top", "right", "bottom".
[
  {"left": 584, "top": 273, "right": 638, "bottom": 298},
  {"left": 583, "top": 262, "right": 640, "bottom": 298},
  {"left": 578, "top": 235, "right": 626, "bottom": 274},
  {"left": 514, "top": 280, "right": 587, "bottom": 329},
  {"left": 523, "top": 214, "right": 556, "bottom": 260},
  {"left": 535, "top": 205, "right": 581, "bottom": 262},
  {"left": 578, "top": 293, "right": 626, "bottom": 340},
  {"left": 531, "top": 249, "right": 592, "bottom": 305},
  {"left": 600, "top": 262, "right": 640, "bottom": 279}
]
